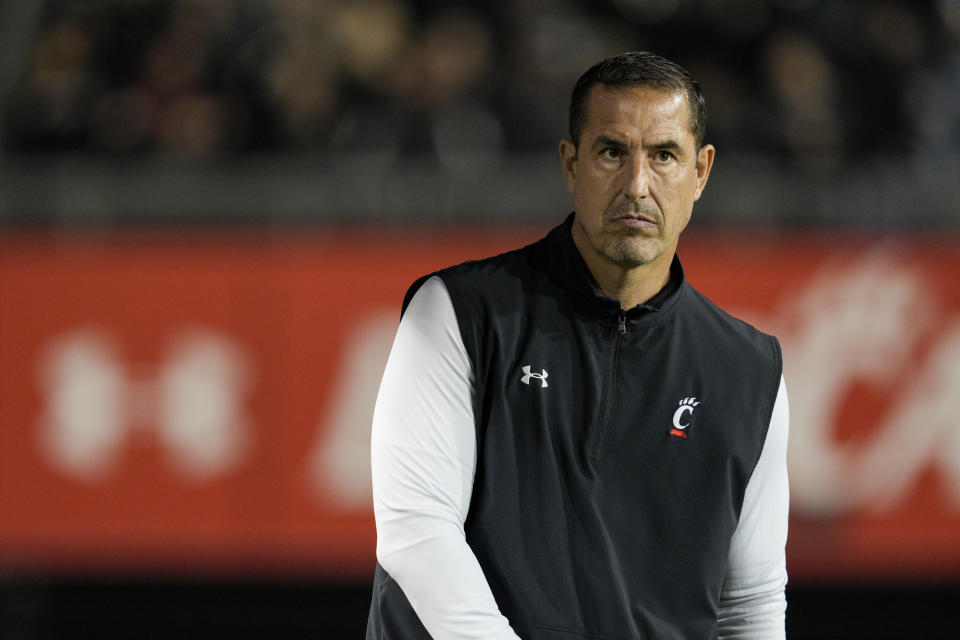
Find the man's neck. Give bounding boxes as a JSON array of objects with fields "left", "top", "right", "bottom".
[
  {"left": 573, "top": 239, "right": 675, "bottom": 310},
  {"left": 594, "top": 259, "right": 672, "bottom": 310}
]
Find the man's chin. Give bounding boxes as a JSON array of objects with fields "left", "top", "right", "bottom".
[{"left": 605, "top": 238, "right": 661, "bottom": 267}]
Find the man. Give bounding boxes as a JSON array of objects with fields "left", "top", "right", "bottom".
[{"left": 367, "top": 51, "right": 789, "bottom": 639}]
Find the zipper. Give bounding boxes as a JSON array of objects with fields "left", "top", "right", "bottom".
[{"left": 594, "top": 309, "right": 626, "bottom": 462}]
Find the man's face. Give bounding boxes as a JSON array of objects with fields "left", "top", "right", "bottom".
[{"left": 560, "top": 85, "right": 714, "bottom": 272}]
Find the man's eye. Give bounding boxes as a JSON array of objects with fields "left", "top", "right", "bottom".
[
  {"left": 602, "top": 147, "right": 622, "bottom": 159},
  {"left": 655, "top": 150, "right": 674, "bottom": 162}
]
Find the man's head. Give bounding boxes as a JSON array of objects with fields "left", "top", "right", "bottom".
[{"left": 560, "top": 52, "right": 714, "bottom": 298}]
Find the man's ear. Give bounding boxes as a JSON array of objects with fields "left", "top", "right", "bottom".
[
  {"left": 559, "top": 139, "right": 578, "bottom": 195},
  {"left": 693, "top": 143, "right": 715, "bottom": 202}
]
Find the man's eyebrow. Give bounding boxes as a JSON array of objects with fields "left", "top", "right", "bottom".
[
  {"left": 647, "top": 139, "right": 683, "bottom": 152},
  {"left": 590, "top": 136, "right": 686, "bottom": 155},
  {"left": 590, "top": 135, "right": 628, "bottom": 150}
]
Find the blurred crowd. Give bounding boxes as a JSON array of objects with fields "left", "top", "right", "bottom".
[{"left": 2, "top": 0, "right": 959, "bottom": 163}]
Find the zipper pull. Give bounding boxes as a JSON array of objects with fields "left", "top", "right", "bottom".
[{"left": 618, "top": 309, "right": 627, "bottom": 334}]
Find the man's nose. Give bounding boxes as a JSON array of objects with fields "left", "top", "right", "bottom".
[{"left": 622, "top": 155, "right": 650, "bottom": 200}]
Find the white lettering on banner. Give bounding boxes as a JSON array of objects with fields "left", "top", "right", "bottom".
[
  {"left": 36, "top": 327, "right": 253, "bottom": 482},
  {"left": 766, "top": 250, "right": 960, "bottom": 516},
  {"left": 308, "top": 311, "right": 397, "bottom": 508}
]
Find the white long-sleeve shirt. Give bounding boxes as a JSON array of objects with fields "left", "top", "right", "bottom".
[{"left": 371, "top": 276, "right": 789, "bottom": 639}]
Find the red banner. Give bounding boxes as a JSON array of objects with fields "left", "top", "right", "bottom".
[{"left": 1, "top": 227, "right": 959, "bottom": 583}]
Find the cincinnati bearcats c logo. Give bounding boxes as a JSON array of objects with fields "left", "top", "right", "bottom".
[{"left": 670, "top": 397, "right": 700, "bottom": 437}]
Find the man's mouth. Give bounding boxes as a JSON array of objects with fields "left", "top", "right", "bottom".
[
  {"left": 610, "top": 211, "right": 659, "bottom": 228},
  {"left": 608, "top": 200, "right": 660, "bottom": 227}
]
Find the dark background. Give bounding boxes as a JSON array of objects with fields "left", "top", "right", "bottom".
[{"left": 2, "top": 578, "right": 959, "bottom": 638}]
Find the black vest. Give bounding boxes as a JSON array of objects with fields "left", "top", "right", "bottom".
[{"left": 367, "top": 216, "right": 782, "bottom": 640}]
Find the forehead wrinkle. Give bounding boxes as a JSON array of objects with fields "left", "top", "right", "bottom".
[{"left": 584, "top": 85, "right": 696, "bottom": 149}]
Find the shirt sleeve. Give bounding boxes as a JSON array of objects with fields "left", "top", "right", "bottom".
[
  {"left": 370, "top": 276, "right": 522, "bottom": 640},
  {"left": 718, "top": 375, "right": 790, "bottom": 640}
]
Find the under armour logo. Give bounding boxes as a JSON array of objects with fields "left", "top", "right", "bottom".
[
  {"left": 521, "top": 365, "right": 549, "bottom": 388},
  {"left": 669, "top": 397, "right": 700, "bottom": 438}
]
